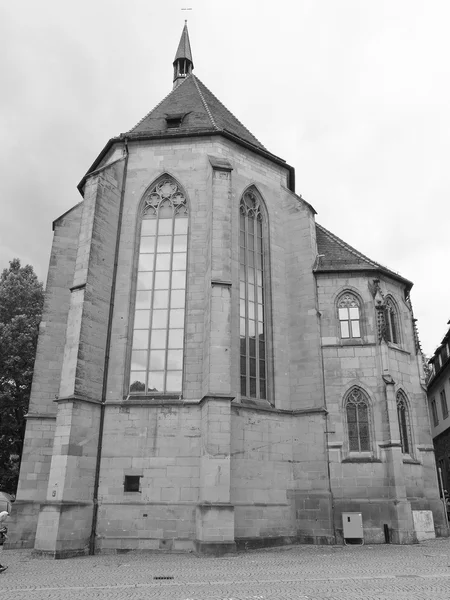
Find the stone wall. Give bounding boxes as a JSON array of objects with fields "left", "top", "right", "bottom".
[
  {"left": 95, "top": 403, "right": 201, "bottom": 551},
  {"left": 316, "top": 271, "right": 446, "bottom": 541},
  {"left": 9, "top": 204, "right": 82, "bottom": 548},
  {"left": 14, "top": 131, "right": 444, "bottom": 554},
  {"left": 231, "top": 406, "right": 333, "bottom": 545},
  {"left": 29, "top": 158, "right": 125, "bottom": 556},
  {"left": 92, "top": 136, "right": 333, "bottom": 550}
]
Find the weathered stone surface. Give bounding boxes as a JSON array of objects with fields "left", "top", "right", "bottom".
[{"left": 13, "top": 106, "right": 443, "bottom": 556}]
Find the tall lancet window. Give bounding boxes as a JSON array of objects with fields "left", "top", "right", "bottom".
[
  {"left": 396, "top": 391, "right": 412, "bottom": 455},
  {"left": 345, "top": 387, "right": 371, "bottom": 452},
  {"left": 384, "top": 296, "right": 400, "bottom": 345},
  {"left": 240, "top": 189, "right": 268, "bottom": 400},
  {"left": 129, "top": 178, "right": 188, "bottom": 394}
]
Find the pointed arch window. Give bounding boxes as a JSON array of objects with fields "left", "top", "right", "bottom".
[
  {"left": 345, "top": 388, "right": 371, "bottom": 452},
  {"left": 384, "top": 297, "right": 400, "bottom": 344},
  {"left": 129, "top": 178, "right": 188, "bottom": 394},
  {"left": 338, "top": 293, "right": 361, "bottom": 339},
  {"left": 240, "top": 189, "right": 268, "bottom": 400},
  {"left": 396, "top": 391, "right": 412, "bottom": 455}
]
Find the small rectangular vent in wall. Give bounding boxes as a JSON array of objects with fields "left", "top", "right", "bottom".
[{"left": 124, "top": 475, "right": 141, "bottom": 492}]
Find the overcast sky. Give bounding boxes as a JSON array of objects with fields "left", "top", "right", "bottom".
[{"left": 1, "top": 0, "right": 449, "bottom": 356}]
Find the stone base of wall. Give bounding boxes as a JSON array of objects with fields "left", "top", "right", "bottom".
[
  {"left": 194, "top": 540, "right": 237, "bottom": 555},
  {"left": 96, "top": 538, "right": 196, "bottom": 553},
  {"left": 5, "top": 501, "right": 42, "bottom": 549},
  {"left": 34, "top": 503, "right": 93, "bottom": 556},
  {"left": 235, "top": 533, "right": 335, "bottom": 551},
  {"left": 333, "top": 498, "right": 429, "bottom": 544},
  {"left": 289, "top": 489, "right": 335, "bottom": 542},
  {"left": 32, "top": 548, "right": 88, "bottom": 559}
]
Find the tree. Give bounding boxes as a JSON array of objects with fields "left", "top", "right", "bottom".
[{"left": 0, "top": 259, "right": 44, "bottom": 494}]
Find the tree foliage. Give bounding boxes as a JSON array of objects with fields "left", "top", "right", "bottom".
[{"left": 0, "top": 259, "right": 44, "bottom": 494}]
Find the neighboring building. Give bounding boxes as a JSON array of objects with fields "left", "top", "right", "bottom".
[
  {"left": 427, "top": 323, "right": 450, "bottom": 495},
  {"left": 9, "top": 24, "right": 446, "bottom": 557}
]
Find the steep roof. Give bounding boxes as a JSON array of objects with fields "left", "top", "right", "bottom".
[
  {"left": 174, "top": 21, "right": 193, "bottom": 65},
  {"left": 77, "top": 26, "right": 295, "bottom": 193},
  {"left": 127, "top": 74, "right": 267, "bottom": 152},
  {"left": 315, "top": 222, "right": 412, "bottom": 287}
]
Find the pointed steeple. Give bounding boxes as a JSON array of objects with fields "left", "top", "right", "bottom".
[{"left": 173, "top": 21, "right": 194, "bottom": 89}]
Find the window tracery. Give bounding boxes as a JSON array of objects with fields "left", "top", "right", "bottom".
[
  {"left": 345, "top": 387, "right": 371, "bottom": 452},
  {"left": 338, "top": 293, "right": 361, "bottom": 339},
  {"left": 384, "top": 296, "right": 400, "bottom": 345},
  {"left": 239, "top": 189, "right": 267, "bottom": 400},
  {"left": 396, "top": 391, "right": 412, "bottom": 454},
  {"left": 129, "top": 178, "right": 188, "bottom": 394}
]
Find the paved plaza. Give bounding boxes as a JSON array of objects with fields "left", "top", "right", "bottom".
[{"left": 1, "top": 538, "right": 450, "bottom": 599}]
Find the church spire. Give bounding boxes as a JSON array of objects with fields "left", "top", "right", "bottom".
[{"left": 173, "top": 21, "right": 194, "bottom": 89}]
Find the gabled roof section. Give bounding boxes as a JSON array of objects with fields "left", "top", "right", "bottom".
[
  {"left": 174, "top": 21, "right": 193, "bottom": 65},
  {"left": 127, "top": 74, "right": 266, "bottom": 151},
  {"left": 315, "top": 222, "right": 412, "bottom": 287}
]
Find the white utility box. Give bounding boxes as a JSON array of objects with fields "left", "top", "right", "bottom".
[
  {"left": 412, "top": 510, "right": 435, "bottom": 541},
  {"left": 342, "top": 512, "right": 363, "bottom": 540}
]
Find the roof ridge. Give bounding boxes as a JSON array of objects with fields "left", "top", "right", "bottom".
[
  {"left": 128, "top": 76, "right": 191, "bottom": 132},
  {"left": 191, "top": 75, "right": 218, "bottom": 130},
  {"left": 193, "top": 75, "right": 266, "bottom": 149},
  {"left": 316, "top": 222, "right": 394, "bottom": 272}
]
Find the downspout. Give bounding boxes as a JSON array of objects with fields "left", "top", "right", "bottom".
[
  {"left": 313, "top": 255, "right": 336, "bottom": 543},
  {"left": 89, "top": 139, "right": 129, "bottom": 555}
]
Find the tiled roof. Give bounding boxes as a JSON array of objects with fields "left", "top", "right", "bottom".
[
  {"left": 174, "top": 22, "right": 193, "bottom": 64},
  {"left": 315, "top": 222, "right": 411, "bottom": 285},
  {"left": 127, "top": 74, "right": 267, "bottom": 152}
]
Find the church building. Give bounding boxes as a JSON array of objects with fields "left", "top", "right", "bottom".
[{"left": 10, "top": 24, "right": 446, "bottom": 556}]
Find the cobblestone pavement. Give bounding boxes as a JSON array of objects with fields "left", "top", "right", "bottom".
[{"left": 1, "top": 538, "right": 450, "bottom": 599}]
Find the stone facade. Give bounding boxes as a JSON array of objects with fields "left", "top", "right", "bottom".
[{"left": 8, "top": 26, "right": 446, "bottom": 555}]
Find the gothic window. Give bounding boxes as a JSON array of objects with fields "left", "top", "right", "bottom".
[
  {"left": 384, "top": 296, "right": 400, "bottom": 344},
  {"left": 396, "top": 391, "right": 412, "bottom": 455},
  {"left": 239, "top": 189, "right": 268, "bottom": 400},
  {"left": 345, "top": 387, "right": 371, "bottom": 452},
  {"left": 338, "top": 293, "right": 361, "bottom": 339},
  {"left": 129, "top": 178, "right": 188, "bottom": 394}
]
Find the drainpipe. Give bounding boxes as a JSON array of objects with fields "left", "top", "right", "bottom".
[
  {"left": 89, "top": 139, "right": 129, "bottom": 555},
  {"left": 313, "top": 255, "right": 336, "bottom": 543}
]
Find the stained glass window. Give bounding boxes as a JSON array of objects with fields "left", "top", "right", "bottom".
[
  {"left": 384, "top": 297, "right": 399, "bottom": 344},
  {"left": 338, "top": 293, "right": 361, "bottom": 339},
  {"left": 239, "top": 189, "right": 267, "bottom": 400},
  {"left": 345, "top": 388, "right": 371, "bottom": 452},
  {"left": 129, "top": 178, "right": 188, "bottom": 394},
  {"left": 396, "top": 391, "right": 412, "bottom": 455}
]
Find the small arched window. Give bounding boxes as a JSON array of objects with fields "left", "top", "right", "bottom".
[
  {"left": 345, "top": 387, "right": 371, "bottom": 452},
  {"left": 129, "top": 177, "right": 188, "bottom": 394},
  {"left": 396, "top": 391, "right": 412, "bottom": 454},
  {"left": 239, "top": 188, "right": 268, "bottom": 400},
  {"left": 384, "top": 296, "right": 400, "bottom": 344},
  {"left": 338, "top": 293, "right": 361, "bottom": 339}
]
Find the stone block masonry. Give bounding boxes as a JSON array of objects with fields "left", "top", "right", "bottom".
[
  {"left": 8, "top": 203, "right": 82, "bottom": 549},
  {"left": 32, "top": 159, "right": 126, "bottom": 557},
  {"left": 14, "top": 129, "right": 444, "bottom": 555}
]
